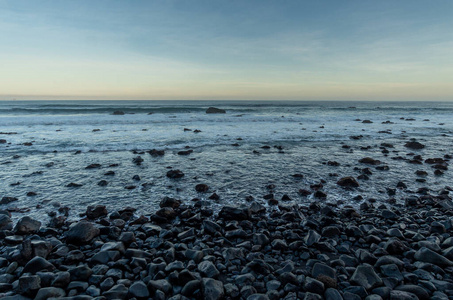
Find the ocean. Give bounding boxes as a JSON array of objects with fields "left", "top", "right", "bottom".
[{"left": 1, "top": 100, "right": 452, "bottom": 222}]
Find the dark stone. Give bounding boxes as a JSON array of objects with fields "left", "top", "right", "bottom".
[
  {"left": 337, "top": 177, "right": 359, "bottom": 188},
  {"left": 65, "top": 221, "right": 100, "bottom": 245},
  {"left": 219, "top": 206, "right": 250, "bottom": 220},
  {"left": 0, "top": 214, "right": 13, "bottom": 230},
  {"left": 350, "top": 264, "right": 383, "bottom": 290},
  {"left": 104, "top": 284, "right": 128, "bottom": 299},
  {"left": 86, "top": 205, "right": 107, "bottom": 219},
  {"left": 404, "top": 141, "right": 425, "bottom": 149},
  {"left": 23, "top": 257, "right": 55, "bottom": 274},
  {"left": 159, "top": 197, "right": 181, "bottom": 209},
  {"left": 0, "top": 196, "right": 18, "bottom": 204},
  {"left": 196, "top": 184, "right": 209, "bottom": 192},
  {"left": 206, "top": 107, "right": 226, "bottom": 114},
  {"left": 166, "top": 169, "right": 184, "bottom": 179},
  {"left": 359, "top": 157, "right": 381, "bottom": 165},
  {"left": 395, "top": 285, "right": 429, "bottom": 300},
  {"left": 148, "top": 149, "right": 165, "bottom": 156},
  {"left": 202, "top": 278, "right": 224, "bottom": 299},
  {"left": 85, "top": 163, "right": 101, "bottom": 169},
  {"left": 34, "top": 287, "right": 65, "bottom": 300},
  {"left": 129, "top": 281, "right": 149, "bottom": 299},
  {"left": 414, "top": 247, "right": 453, "bottom": 267},
  {"left": 198, "top": 261, "right": 220, "bottom": 278}
]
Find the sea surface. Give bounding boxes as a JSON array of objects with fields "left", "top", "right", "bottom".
[{"left": 1, "top": 100, "right": 452, "bottom": 222}]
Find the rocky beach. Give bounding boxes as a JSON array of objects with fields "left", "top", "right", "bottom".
[
  {"left": 1, "top": 187, "right": 453, "bottom": 300},
  {"left": 1, "top": 101, "right": 453, "bottom": 299}
]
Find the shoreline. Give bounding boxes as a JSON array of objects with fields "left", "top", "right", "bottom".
[{"left": 1, "top": 192, "right": 453, "bottom": 300}]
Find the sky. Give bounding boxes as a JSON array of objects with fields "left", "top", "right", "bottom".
[{"left": 0, "top": 0, "right": 452, "bottom": 101}]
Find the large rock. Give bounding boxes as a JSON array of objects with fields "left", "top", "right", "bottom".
[
  {"left": 0, "top": 214, "right": 13, "bottom": 230},
  {"left": 350, "top": 264, "right": 383, "bottom": 290},
  {"left": 86, "top": 205, "right": 108, "bottom": 219},
  {"left": 206, "top": 107, "right": 226, "bottom": 114},
  {"left": 337, "top": 177, "right": 359, "bottom": 188},
  {"left": 34, "top": 287, "right": 65, "bottom": 300},
  {"left": 65, "top": 221, "right": 100, "bottom": 245},
  {"left": 395, "top": 285, "right": 429, "bottom": 300},
  {"left": 103, "top": 284, "right": 128, "bottom": 299},
  {"left": 166, "top": 169, "right": 185, "bottom": 179},
  {"left": 129, "top": 281, "right": 149, "bottom": 298},
  {"left": 14, "top": 216, "right": 41, "bottom": 234},
  {"left": 0, "top": 197, "right": 18, "bottom": 205},
  {"left": 202, "top": 278, "right": 224, "bottom": 300},
  {"left": 23, "top": 257, "right": 55, "bottom": 274},
  {"left": 198, "top": 261, "right": 220, "bottom": 278},
  {"left": 414, "top": 247, "right": 453, "bottom": 267},
  {"left": 404, "top": 141, "right": 425, "bottom": 150},
  {"left": 159, "top": 197, "right": 181, "bottom": 209}
]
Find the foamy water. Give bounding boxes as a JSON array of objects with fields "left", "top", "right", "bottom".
[{"left": 1, "top": 100, "right": 452, "bottom": 222}]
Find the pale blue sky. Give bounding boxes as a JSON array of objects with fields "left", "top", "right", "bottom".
[{"left": 0, "top": 0, "right": 452, "bottom": 100}]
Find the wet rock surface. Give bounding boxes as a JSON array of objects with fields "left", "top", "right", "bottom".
[{"left": 2, "top": 194, "right": 453, "bottom": 300}]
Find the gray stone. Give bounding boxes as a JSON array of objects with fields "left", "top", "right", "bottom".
[
  {"left": 312, "top": 263, "right": 336, "bottom": 279},
  {"left": 247, "top": 294, "right": 270, "bottom": 300},
  {"left": 185, "top": 249, "right": 204, "bottom": 263},
  {"left": 18, "top": 275, "right": 41, "bottom": 295},
  {"left": 305, "top": 230, "right": 321, "bottom": 246},
  {"left": 181, "top": 280, "right": 201, "bottom": 297},
  {"left": 34, "top": 287, "right": 66, "bottom": 300},
  {"left": 148, "top": 279, "right": 172, "bottom": 295},
  {"left": 389, "top": 290, "right": 418, "bottom": 300},
  {"left": 381, "top": 209, "right": 397, "bottom": 220},
  {"left": 395, "top": 285, "right": 429, "bottom": 300},
  {"left": 90, "top": 251, "right": 120, "bottom": 264},
  {"left": 322, "top": 226, "right": 341, "bottom": 237},
  {"left": 198, "top": 260, "right": 220, "bottom": 278},
  {"left": 100, "top": 277, "right": 115, "bottom": 291},
  {"left": 103, "top": 284, "right": 128, "bottom": 299},
  {"left": 65, "top": 221, "right": 100, "bottom": 244},
  {"left": 374, "top": 256, "right": 404, "bottom": 269},
  {"left": 69, "top": 265, "right": 93, "bottom": 281},
  {"left": 67, "top": 280, "right": 89, "bottom": 292},
  {"left": 380, "top": 264, "right": 403, "bottom": 281},
  {"left": 129, "top": 281, "right": 149, "bottom": 298},
  {"left": 414, "top": 247, "right": 453, "bottom": 267},
  {"left": 51, "top": 271, "right": 70, "bottom": 288},
  {"left": 14, "top": 216, "right": 41, "bottom": 234},
  {"left": 0, "top": 214, "right": 13, "bottom": 230},
  {"left": 350, "top": 264, "right": 383, "bottom": 290},
  {"left": 304, "top": 277, "right": 325, "bottom": 294},
  {"left": 252, "top": 233, "right": 270, "bottom": 246},
  {"left": 23, "top": 256, "right": 55, "bottom": 274},
  {"left": 365, "top": 295, "right": 383, "bottom": 300},
  {"left": 324, "top": 288, "right": 343, "bottom": 300},
  {"left": 224, "top": 283, "right": 240, "bottom": 298},
  {"left": 202, "top": 278, "right": 224, "bottom": 300}
]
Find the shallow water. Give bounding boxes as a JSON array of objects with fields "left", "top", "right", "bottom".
[{"left": 1, "top": 100, "right": 452, "bottom": 222}]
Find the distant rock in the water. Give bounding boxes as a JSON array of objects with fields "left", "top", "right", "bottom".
[
  {"left": 206, "top": 107, "right": 226, "bottom": 114},
  {"left": 112, "top": 111, "right": 125, "bottom": 115},
  {"left": 405, "top": 141, "right": 425, "bottom": 150}
]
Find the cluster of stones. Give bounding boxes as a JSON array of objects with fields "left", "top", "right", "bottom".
[{"left": 1, "top": 191, "right": 453, "bottom": 300}]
